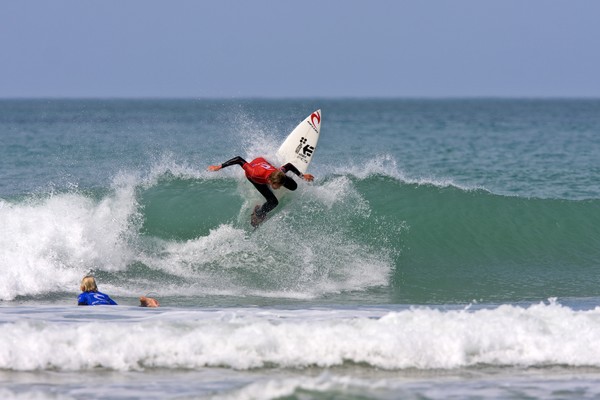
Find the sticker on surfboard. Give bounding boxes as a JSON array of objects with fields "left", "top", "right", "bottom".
[{"left": 276, "top": 110, "right": 321, "bottom": 174}]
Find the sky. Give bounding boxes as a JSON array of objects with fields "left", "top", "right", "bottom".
[{"left": 1, "top": 0, "right": 599, "bottom": 98}]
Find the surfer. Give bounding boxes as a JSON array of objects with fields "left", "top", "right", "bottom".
[
  {"left": 208, "top": 156, "right": 314, "bottom": 226},
  {"left": 78, "top": 275, "right": 118, "bottom": 306},
  {"left": 78, "top": 276, "right": 160, "bottom": 307}
]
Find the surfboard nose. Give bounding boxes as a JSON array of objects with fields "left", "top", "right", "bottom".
[{"left": 276, "top": 110, "right": 322, "bottom": 174}]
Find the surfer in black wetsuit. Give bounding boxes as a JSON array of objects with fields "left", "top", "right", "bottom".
[{"left": 208, "top": 156, "right": 314, "bottom": 226}]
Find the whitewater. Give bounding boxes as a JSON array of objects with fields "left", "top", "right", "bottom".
[{"left": 1, "top": 99, "right": 600, "bottom": 399}]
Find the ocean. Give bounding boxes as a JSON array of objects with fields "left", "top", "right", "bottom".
[{"left": 1, "top": 98, "right": 600, "bottom": 399}]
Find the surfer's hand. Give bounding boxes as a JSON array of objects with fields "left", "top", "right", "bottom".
[
  {"left": 302, "top": 174, "right": 314, "bottom": 182},
  {"left": 208, "top": 165, "right": 222, "bottom": 171}
]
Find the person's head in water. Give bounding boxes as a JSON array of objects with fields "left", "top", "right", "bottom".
[
  {"left": 80, "top": 276, "right": 98, "bottom": 292},
  {"left": 267, "top": 170, "right": 286, "bottom": 189}
]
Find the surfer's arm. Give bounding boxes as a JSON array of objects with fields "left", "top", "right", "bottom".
[
  {"left": 208, "top": 156, "right": 247, "bottom": 171},
  {"left": 281, "top": 163, "right": 314, "bottom": 182},
  {"left": 281, "top": 163, "right": 301, "bottom": 176}
]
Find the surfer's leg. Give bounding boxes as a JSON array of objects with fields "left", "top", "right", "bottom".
[{"left": 250, "top": 181, "right": 278, "bottom": 217}]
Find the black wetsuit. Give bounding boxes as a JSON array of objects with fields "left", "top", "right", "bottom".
[{"left": 220, "top": 156, "right": 302, "bottom": 217}]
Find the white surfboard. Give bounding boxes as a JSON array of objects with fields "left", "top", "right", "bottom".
[
  {"left": 250, "top": 110, "right": 322, "bottom": 227},
  {"left": 276, "top": 109, "right": 321, "bottom": 174}
]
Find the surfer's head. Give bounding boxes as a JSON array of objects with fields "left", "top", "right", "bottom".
[
  {"left": 268, "top": 171, "right": 286, "bottom": 189},
  {"left": 80, "top": 276, "right": 98, "bottom": 292}
]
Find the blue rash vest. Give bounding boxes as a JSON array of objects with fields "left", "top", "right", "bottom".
[{"left": 78, "top": 291, "right": 118, "bottom": 306}]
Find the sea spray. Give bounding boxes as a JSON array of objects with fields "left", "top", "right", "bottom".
[
  {"left": 135, "top": 169, "right": 393, "bottom": 299},
  {"left": 0, "top": 174, "right": 140, "bottom": 300}
]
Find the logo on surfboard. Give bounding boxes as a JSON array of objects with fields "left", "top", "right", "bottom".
[
  {"left": 308, "top": 111, "right": 321, "bottom": 133},
  {"left": 295, "top": 137, "right": 315, "bottom": 161}
]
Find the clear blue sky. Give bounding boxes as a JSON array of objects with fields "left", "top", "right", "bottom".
[{"left": 1, "top": 0, "right": 599, "bottom": 98}]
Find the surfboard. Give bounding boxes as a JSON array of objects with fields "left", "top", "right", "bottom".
[
  {"left": 251, "top": 110, "right": 321, "bottom": 227},
  {"left": 276, "top": 109, "right": 322, "bottom": 174}
]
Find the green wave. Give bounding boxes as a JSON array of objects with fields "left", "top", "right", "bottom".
[
  {"left": 134, "top": 173, "right": 600, "bottom": 303},
  {"left": 355, "top": 176, "right": 600, "bottom": 303}
]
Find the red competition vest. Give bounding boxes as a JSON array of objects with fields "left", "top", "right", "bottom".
[{"left": 242, "top": 157, "right": 278, "bottom": 184}]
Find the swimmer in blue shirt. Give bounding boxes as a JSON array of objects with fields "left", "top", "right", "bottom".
[{"left": 78, "top": 276, "right": 117, "bottom": 306}]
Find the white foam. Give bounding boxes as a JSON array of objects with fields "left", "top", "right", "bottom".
[
  {"left": 2, "top": 301, "right": 600, "bottom": 372},
  {"left": 138, "top": 217, "right": 391, "bottom": 299},
  {"left": 0, "top": 177, "right": 139, "bottom": 300},
  {"left": 329, "top": 153, "right": 483, "bottom": 191},
  {"left": 213, "top": 373, "right": 359, "bottom": 400}
]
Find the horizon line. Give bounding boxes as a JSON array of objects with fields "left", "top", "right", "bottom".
[{"left": 2, "top": 95, "right": 600, "bottom": 101}]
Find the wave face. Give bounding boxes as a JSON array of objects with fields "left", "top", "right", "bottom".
[
  {"left": 377, "top": 178, "right": 600, "bottom": 303},
  {"left": 1, "top": 163, "right": 599, "bottom": 304}
]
